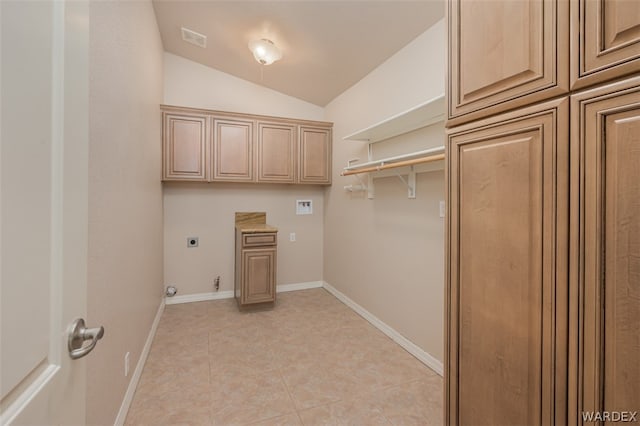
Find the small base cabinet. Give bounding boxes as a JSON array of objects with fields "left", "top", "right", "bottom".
[{"left": 235, "top": 231, "right": 277, "bottom": 308}]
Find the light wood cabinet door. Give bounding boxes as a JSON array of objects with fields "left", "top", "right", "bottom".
[
  {"left": 257, "top": 121, "right": 296, "bottom": 183},
  {"left": 447, "top": 0, "right": 569, "bottom": 126},
  {"left": 212, "top": 118, "right": 254, "bottom": 182},
  {"left": 241, "top": 248, "right": 276, "bottom": 305},
  {"left": 299, "top": 126, "right": 332, "bottom": 184},
  {"left": 162, "top": 112, "right": 208, "bottom": 181},
  {"left": 235, "top": 230, "right": 278, "bottom": 308},
  {"left": 446, "top": 98, "right": 569, "bottom": 425},
  {"left": 571, "top": 0, "right": 640, "bottom": 89},
  {"left": 570, "top": 77, "right": 640, "bottom": 425}
]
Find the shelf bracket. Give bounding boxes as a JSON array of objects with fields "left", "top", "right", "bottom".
[
  {"left": 408, "top": 166, "right": 416, "bottom": 199},
  {"left": 344, "top": 158, "right": 371, "bottom": 196},
  {"left": 393, "top": 166, "right": 416, "bottom": 198},
  {"left": 354, "top": 173, "right": 368, "bottom": 193},
  {"left": 367, "top": 147, "right": 375, "bottom": 199},
  {"left": 343, "top": 175, "right": 369, "bottom": 194}
]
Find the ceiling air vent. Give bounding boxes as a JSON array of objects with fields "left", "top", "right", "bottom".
[{"left": 181, "top": 27, "right": 207, "bottom": 48}]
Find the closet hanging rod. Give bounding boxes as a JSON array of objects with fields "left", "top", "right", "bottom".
[
  {"left": 341, "top": 153, "right": 445, "bottom": 176},
  {"left": 343, "top": 146, "right": 444, "bottom": 171}
]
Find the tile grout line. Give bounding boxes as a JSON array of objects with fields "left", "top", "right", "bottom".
[
  {"left": 207, "top": 329, "right": 214, "bottom": 425},
  {"left": 276, "top": 367, "right": 304, "bottom": 424}
]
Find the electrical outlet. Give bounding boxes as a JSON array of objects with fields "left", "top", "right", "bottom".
[
  {"left": 124, "top": 352, "right": 130, "bottom": 377},
  {"left": 289, "top": 232, "right": 296, "bottom": 242},
  {"left": 439, "top": 201, "right": 445, "bottom": 218}
]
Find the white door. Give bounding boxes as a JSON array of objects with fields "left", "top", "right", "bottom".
[{"left": 1, "top": 1, "right": 93, "bottom": 424}]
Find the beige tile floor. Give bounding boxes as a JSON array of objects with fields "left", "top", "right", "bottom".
[{"left": 125, "top": 288, "right": 442, "bottom": 425}]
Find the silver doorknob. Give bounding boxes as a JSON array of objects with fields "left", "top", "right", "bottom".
[{"left": 67, "top": 318, "right": 104, "bottom": 359}]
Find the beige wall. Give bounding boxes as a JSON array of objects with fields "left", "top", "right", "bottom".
[
  {"left": 87, "top": 1, "right": 164, "bottom": 424},
  {"left": 163, "top": 55, "right": 325, "bottom": 297},
  {"left": 324, "top": 19, "right": 446, "bottom": 363},
  {"left": 164, "top": 52, "right": 324, "bottom": 120},
  {"left": 164, "top": 183, "right": 324, "bottom": 295}
]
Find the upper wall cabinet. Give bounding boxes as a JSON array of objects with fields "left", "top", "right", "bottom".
[
  {"left": 447, "top": 0, "right": 569, "bottom": 126},
  {"left": 257, "top": 121, "right": 297, "bottom": 183},
  {"left": 571, "top": 0, "right": 640, "bottom": 89},
  {"left": 162, "top": 112, "right": 208, "bottom": 181},
  {"left": 161, "top": 105, "right": 332, "bottom": 185},
  {"left": 212, "top": 117, "right": 254, "bottom": 182},
  {"left": 299, "top": 126, "right": 332, "bottom": 184}
]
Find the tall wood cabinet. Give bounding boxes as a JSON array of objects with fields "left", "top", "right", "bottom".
[
  {"left": 446, "top": 0, "right": 569, "bottom": 127},
  {"left": 161, "top": 106, "right": 333, "bottom": 185},
  {"left": 570, "top": 77, "right": 640, "bottom": 425},
  {"left": 447, "top": 99, "right": 569, "bottom": 425},
  {"left": 571, "top": 0, "right": 640, "bottom": 89},
  {"left": 446, "top": 1, "right": 639, "bottom": 424}
]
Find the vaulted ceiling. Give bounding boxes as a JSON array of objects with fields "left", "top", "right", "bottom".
[{"left": 152, "top": 1, "right": 444, "bottom": 106}]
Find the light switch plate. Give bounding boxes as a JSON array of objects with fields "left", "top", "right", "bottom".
[{"left": 439, "top": 201, "right": 445, "bottom": 218}]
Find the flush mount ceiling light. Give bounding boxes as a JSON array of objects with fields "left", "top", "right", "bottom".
[{"left": 248, "top": 39, "right": 282, "bottom": 65}]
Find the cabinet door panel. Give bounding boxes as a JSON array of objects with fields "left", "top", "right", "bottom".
[
  {"left": 257, "top": 122, "right": 296, "bottom": 183},
  {"left": 242, "top": 248, "right": 276, "bottom": 305},
  {"left": 447, "top": 99, "right": 568, "bottom": 425},
  {"left": 572, "top": 0, "right": 640, "bottom": 89},
  {"left": 299, "top": 126, "right": 331, "bottom": 184},
  {"left": 571, "top": 77, "right": 640, "bottom": 424},
  {"left": 163, "top": 113, "right": 207, "bottom": 181},
  {"left": 447, "top": 0, "right": 569, "bottom": 126},
  {"left": 213, "top": 118, "right": 254, "bottom": 182}
]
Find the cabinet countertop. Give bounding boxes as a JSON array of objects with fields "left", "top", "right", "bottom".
[{"left": 235, "top": 224, "right": 278, "bottom": 233}]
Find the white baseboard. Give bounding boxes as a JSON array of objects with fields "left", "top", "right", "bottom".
[
  {"left": 114, "top": 298, "right": 165, "bottom": 426},
  {"left": 277, "top": 281, "right": 324, "bottom": 293},
  {"left": 165, "top": 281, "right": 324, "bottom": 305},
  {"left": 322, "top": 281, "right": 444, "bottom": 376},
  {"left": 165, "top": 290, "right": 234, "bottom": 305}
]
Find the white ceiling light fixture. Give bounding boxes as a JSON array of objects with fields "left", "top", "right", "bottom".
[{"left": 248, "top": 39, "right": 282, "bottom": 65}]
